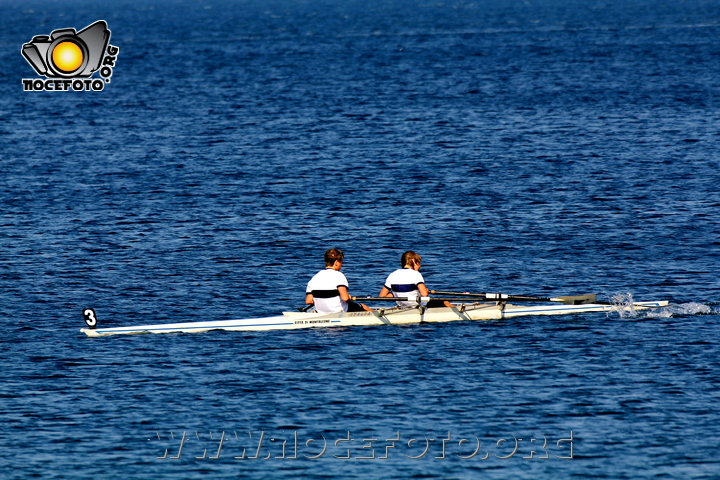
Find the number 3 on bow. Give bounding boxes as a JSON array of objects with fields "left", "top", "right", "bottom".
[{"left": 82, "top": 308, "right": 98, "bottom": 328}]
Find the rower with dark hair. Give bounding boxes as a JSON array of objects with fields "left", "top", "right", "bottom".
[
  {"left": 305, "top": 248, "right": 371, "bottom": 313},
  {"left": 379, "top": 251, "right": 452, "bottom": 308}
]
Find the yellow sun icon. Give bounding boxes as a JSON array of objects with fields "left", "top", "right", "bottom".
[{"left": 52, "top": 41, "right": 84, "bottom": 73}]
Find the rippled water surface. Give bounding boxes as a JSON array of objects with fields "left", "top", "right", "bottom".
[{"left": 2, "top": 0, "right": 720, "bottom": 478}]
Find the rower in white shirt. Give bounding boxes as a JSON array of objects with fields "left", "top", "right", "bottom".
[
  {"left": 306, "top": 248, "right": 371, "bottom": 314},
  {"left": 379, "top": 251, "right": 453, "bottom": 308}
]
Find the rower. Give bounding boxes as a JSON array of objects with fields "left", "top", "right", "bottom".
[
  {"left": 305, "top": 249, "right": 371, "bottom": 314},
  {"left": 378, "top": 251, "right": 453, "bottom": 308}
]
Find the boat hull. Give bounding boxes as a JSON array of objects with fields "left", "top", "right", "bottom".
[{"left": 80, "top": 301, "right": 668, "bottom": 337}]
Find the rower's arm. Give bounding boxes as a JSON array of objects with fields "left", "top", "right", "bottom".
[
  {"left": 305, "top": 293, "right": 314, "bottom": 305},
  {"left": 337, "top": 286, "right": 351, "bottom": 302},
  {"left": 418, "top": 283, "right": 429, "bottom": 296},
  {"left": 379, "top": 286, "right": 393, "bottom": 297}
]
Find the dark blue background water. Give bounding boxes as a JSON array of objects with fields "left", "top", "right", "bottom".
[{"left": 2, "top": 0, "right": 720, "bottom": 477}]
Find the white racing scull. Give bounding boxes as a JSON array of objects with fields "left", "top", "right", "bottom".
[{"left": 80, "top": 295, "right": 669, "bottom": 337}]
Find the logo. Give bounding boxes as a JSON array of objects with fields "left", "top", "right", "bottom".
[{"left": 21, "top": 20, "right": 119, "bottom": 92}]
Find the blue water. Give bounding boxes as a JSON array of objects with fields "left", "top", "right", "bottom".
[{"left": 2, "top": 0, "right": 720, "bottom": 477}]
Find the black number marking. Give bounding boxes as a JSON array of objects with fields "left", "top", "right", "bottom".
[{"left": 83, "top": 308, "right": 98, "bottom": 328}]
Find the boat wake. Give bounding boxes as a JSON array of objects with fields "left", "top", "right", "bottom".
[
  {"left": 644, "top": 302, "right": 714, "bottom": 318},
  {"left": 607, "top": 292, "right": 714, "bottom": 318}
]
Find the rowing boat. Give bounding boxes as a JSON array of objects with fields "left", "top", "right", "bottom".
[{"left": 80, "top": 299, "right": 668, "bottom": 337}]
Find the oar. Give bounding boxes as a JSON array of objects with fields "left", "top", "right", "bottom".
[
  {"left": 352, "top": 296, "right": 568, "bottom": 304},
  {"left": 428, "top": 291, "right": 598, "bottom": 305},
  {"left": 352, "top": 296, "right": 479, "bottom": 303}
]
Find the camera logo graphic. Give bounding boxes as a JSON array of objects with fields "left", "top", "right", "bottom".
[{"left": 22, "top": 20, "right": 119, "bottom": 92}]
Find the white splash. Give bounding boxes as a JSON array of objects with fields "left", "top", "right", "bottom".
[
  {"left": 607, "top": 291, "right": 713, "bottom": 319},
  {"left": 645, "top": 302, "right": 712, "bottom": 318},
  {"left": 608, "top": 292, "right": 639, "bottom": 318}
]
